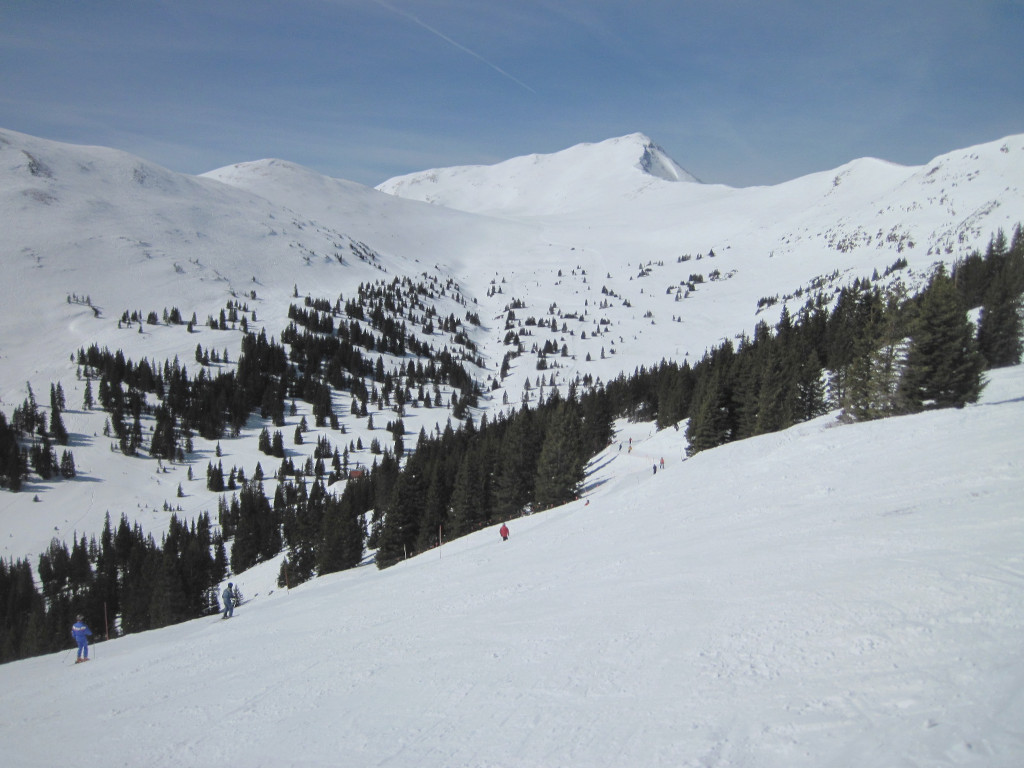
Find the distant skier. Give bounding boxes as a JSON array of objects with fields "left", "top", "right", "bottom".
[
  {"left": 499, "top": 523, "right": 510, "bottom": 542},
  {"left": 222, "top": 582, "right": 236, "bottom": 619},
  {"left": 659, "top": 457, "right": 665, "bottom": 470},
  {"left": 71, "top": 615, "right": 92, "bottom": 663}
]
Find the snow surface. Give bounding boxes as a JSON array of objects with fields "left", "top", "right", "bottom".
[
  {"left": 2, "top": 364, "right": 1022, "bottom": 767},
  {"left": 1, "top": 126, "right": 1024, "bottom": 766},
  {"left": 376, "top": 133, "right": 700, "bottom": 215},
  {"left": 3, "top": 126, "right": 1021, "bottom": 563}
]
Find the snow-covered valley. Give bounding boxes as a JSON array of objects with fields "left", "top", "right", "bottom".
[
  {"left": 2, "top": 364, "right": 1022, "bottom": 767},
  {"left": 2, "top": 127, "right": 1022, "bottom": 562},
  {"left": 0, "top": 126, "right": 1023, "bottom": 766}
]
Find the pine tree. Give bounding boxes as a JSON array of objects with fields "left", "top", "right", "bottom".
[
  {"left": 59, "top": 450, "right": 76, "bottom": 479},
  {"left": 414, "top": 463, "right": 449, "bottom": 552},
  {"left": 493, "top": 409, "right": 540, "bottom": 520},
  {"left": 317, "top": 495, "right": 365, "bottom": 575},
  {"left": 258, "top": 427, "right": 272, "bottom": 455},
  {"left": 793, "top": 348, "right": 826, "bottom": 422},
  {"left": 978, "top": 277, "right": 1023, "bottom": 367},
  {"left": 449, "top": 449, "right": 486, "bottom": 534},
  {"left": 230, "top": 480, "right": 280, "bottom": 572},
  {"left": 754, "top": 339, "right": 798, "bottom": 435},
  {"left": 534, "top": 401, "right": 584, "bottom": 510},
  {"left": 977, "top": 229, "right": 1024, "bottom": 368},
  {"left": 685, "top": 365, "right": 731, "bottom": 456},
  {"left": 902, "top": 266, "right": 985, "bottom": 410},
  {"left": 49, "top": 402, "right": 68, "bottom": 446},
  {"left": 375, "top": 461, "right": 425, "bottom": 568}
]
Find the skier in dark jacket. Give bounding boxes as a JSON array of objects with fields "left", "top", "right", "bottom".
[
  {"left": 71, "top": 615, "right": 92, "bottom": 663},
  {"left": 222, "top": 583, "right": 235, "bottom": 619}
]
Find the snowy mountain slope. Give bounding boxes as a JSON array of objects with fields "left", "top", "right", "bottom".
[
  {"left": 0, "top": 129, "right": 501, "bottom": 561},
  {"left": 201, "top": 157, "right": 545, "bottom": 285},
  {"left": 1, "top": 125, "right": 1022, "bottom": 573},
  {"left": 374, "top": 132, "right": 1024, "bottom": 400},
  {"left": 215, "top": 131, "right": 1024, "bottom": 388},
  {"left": 376, "top": 133, "right": 699, "bottom": 217},
  {"left": 0, "top": 128, "right": 421, "bottom": 397},
  {"left": 377, "top": 132, "right": 1024, "bottom": 278},
  {"left": 1, "top": 363, "right": 1022, "bottom": 768}
]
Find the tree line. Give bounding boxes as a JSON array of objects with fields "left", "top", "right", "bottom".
[
  {"left": 361, "top": 227, "right": 1020, "bottom": 571},
  {"left": 0, "top": 383, "right": 76, "bottom": 491},
  {"left": 575, "top": 227, "right": 1021, "bottom": 457},
  {"left": 1, "top": 512, "right": 224, "bottom": 663},
  {"left": 1, "top": 226, "right": 1019, "bottom": 663}
]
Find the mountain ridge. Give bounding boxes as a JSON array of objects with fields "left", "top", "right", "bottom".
[
  {"left": 1, "top": 124, "right": 1022, "bottom": 565},
  {"left": 0, "top": 127, "right": 1022, "bottom": 765},
  {"left": 375, "top": 132, "right": 700, "bottom": 215},
  {"left": 2, "top": 365, "right": 1022, "bottom": 766}
]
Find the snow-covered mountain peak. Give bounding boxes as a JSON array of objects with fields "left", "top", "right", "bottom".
[
  {"left": 613, "top": 132, "right": 698, "bottom": 182},
  {"left": 2, "top": 124, "right": 1024, "bottom": 766},
  {"left": 1, "top": 124, "right": 1023, "bottom": 558},
  {"left": 376, "top": 132, "right": 698, "bottom": 216},
  {"left": 553, "top": 132, "right": 698, "bottom": 183}
]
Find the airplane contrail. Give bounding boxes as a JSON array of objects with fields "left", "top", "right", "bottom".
[{"left": 372, "top": 0, "right": 537, "bottom": 94}]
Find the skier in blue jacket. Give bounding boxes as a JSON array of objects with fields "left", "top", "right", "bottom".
[
  {"left": 222, "top": 583, "right": 235, "bottom": 619},
  {"left": 71, "top": 615, "right": 92, "bottom": 663}
]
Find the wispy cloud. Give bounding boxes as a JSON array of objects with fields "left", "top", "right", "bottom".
[{"left": 371, "top": 0, "right": 536, "bottom": 94}]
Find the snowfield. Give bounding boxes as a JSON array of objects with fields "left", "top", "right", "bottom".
[
  {"left": 2, "top": 125, "right": 1024, "bottom": 767},
  {"left": 2, "top": 363, "right": 1022, "bottom": 768},
  {"left": 2, "top": 126, "right": 1023, "bottom": 562}
]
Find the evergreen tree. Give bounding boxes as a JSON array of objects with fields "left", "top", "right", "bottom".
[
  {"left": 0, "top": 412, "right": 26, "bottom": 490},
  {"left": 271, "top": 430, "right": 285, "bottom": 458},
  {"left": 534, "top": 401, "right": 584, "bottom": 509},
  {"left": 449, "top": 449, "right": 486, "bottom": 534},
  {"left": 59, "top": 450, "right": 76, "bottom": 479},
  {"left": 902, "top": 266, "right": 985, "bottom": 410},
  {"left": 978, "top": 277, "right": 1023, "bottom": 368},
  {"left": 317, "top": 494, "right": 365, "bottom": 575},
  {"left": 493, "top": 409, "right": 539, "bottom": 520},
  {"left": 230, "top": 480, "right": 280, "bottom": 572},
  {"left": 375, "top": 461, "right": 425, "bottom": 569},
  {"left": 686, "top": 364, "right": 731, "bottom": 456},
  {"left": 414, "top": 462, "right": 449, "bottom": 552},
  {"left": 793, "top": 347, "right": 826, "bottom": 422},
  {"left": 977, "top": 229, "right": 1024, "bottom": 368},
  {"left": 754, "top": 341, "right": 798, "bottom": 435},
  {"left": 49, "top": 403, "right": 68, "bottom": 446}
]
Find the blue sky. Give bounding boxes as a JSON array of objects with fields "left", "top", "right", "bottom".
[{"left": 2, "top": 0, "right": 1022, "bottom": 187}]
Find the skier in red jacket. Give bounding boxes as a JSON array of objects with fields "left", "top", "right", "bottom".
[{"left": 499, "top": 523, "right": 509, "bottom": 541}]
